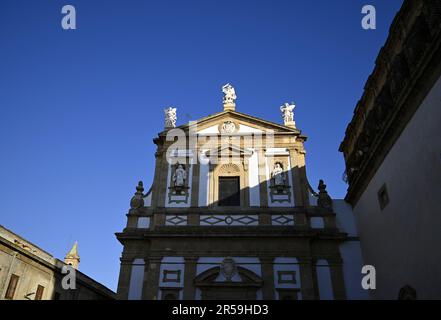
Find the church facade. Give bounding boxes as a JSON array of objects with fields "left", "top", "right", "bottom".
[{"left": 116, "top": 85, "right": 367, "bottom": 300}]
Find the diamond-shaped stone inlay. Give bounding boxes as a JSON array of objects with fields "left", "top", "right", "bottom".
[
  {"left": 200, "top": 215, "right": 223, "bottom": 225},
  {"left": 272, "top": 215, "right": 294, "bottom": 226},
  {"left": 165, "top": 215, "right": 187, "bottom": 226},
  {"left": 200, "top": 215, "right": 259, "bottom": 226},
  {"left": 236, "top": 215, "right": 258, "bottom": 225}
]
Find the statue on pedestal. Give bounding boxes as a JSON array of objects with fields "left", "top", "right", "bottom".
[
  {"left": 222, "top": 84, "right": 237, "bottom": 110},
  {"left": 280, "top": 102, "right": 296, "bottom": 128},
  {"left": 164, "top": 107, "right": 177, "bottom": 128}
]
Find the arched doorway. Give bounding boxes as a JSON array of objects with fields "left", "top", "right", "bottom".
[{"left": 194, "top": 263, "right": 263, "bottom": 300}]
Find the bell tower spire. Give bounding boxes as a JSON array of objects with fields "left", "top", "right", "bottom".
[{"left": 64, "top": 241, "right": 80, "bottom": 269}]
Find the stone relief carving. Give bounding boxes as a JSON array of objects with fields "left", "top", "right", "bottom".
[
  {"left": 220, "top": 257, "right": 238, "bottom": 282},
  {"left": 220, "top": 121, "right": 237, "bottom": 134}
]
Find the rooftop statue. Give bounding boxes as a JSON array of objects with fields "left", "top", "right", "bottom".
[
  {"left": 280, "top": 102, "right": 296, "bottom": 127},
  {"left": 164, "top": 107, "right": 177, "bottom": 128},
  {"left": 222, "top": 83, "right": 237, "bottom": 105}
]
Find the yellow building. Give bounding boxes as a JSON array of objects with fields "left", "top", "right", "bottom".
[{"left": 0, "top": 225, "right": 115, "bottom": 300}]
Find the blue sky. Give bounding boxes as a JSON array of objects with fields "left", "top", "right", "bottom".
[{"left": 0, "top": 0, "right": 403, "bottom": 291}]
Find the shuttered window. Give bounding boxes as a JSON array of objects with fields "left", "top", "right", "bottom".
[
  {"left": 5, "top": 274, "right": 19, "bottom": 299},
  {"left": 35, "top": 285, "right": 45, "bottom": 300}
]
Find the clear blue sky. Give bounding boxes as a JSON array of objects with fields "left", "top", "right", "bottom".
[{"left": 0, "top": 0, "right": 403, "bottom": 291}]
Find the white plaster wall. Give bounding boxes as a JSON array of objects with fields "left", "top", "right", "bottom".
[
  {"left": 198, "top": 151, "right": 210, "bottom": 207},
  {"left": 197, "top": 125, "right": 219, "bottom": 134},
  {"left": 340, "top": 241, "right": 369, "bottom": 299},
  {"left": 248, "top": 149, "right": 261, "bottom": 206},
  {"left": 128, "top": 259, "right": 145, "bottom": 300},
  {"left": 238, "top": 124, "right": 263, "bottom": 134},
  {"left": 137, "top": 217, "right": 150, "bottom": 229},
  {"left": 353, "top": 76, "right": 441, "bottom": 299},
  {"left": 334, "top": 199, "right": 358, "bottom": 237},
  {"left": 332, "top": 199, "right": 368, "bottom": 299},
  {"left": 316, "top": 259, "right": 333, "bottom": 300}
]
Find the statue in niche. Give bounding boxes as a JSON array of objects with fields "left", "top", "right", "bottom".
[
  {"left": 271, "top": 162, "right": 289, "bottom": 194},
  {"left": 168, "top": 163, "right": 190, "bottom": 202},
  {"left": 173, "top": 163, "right": 187, "bottom": 189},
  {"left": 272, "top": 162, "right": 286, "bottom": 186}
]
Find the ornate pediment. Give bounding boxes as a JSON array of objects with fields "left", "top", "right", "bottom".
[{"left": 185, "top": 110, "right": 300, "bottom": 135}]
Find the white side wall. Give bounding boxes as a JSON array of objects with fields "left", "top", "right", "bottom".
[
  {"left": 316, "top": 259, "right": 333, "bottom": 300},
  {"left": 333, "top": 199, "right": 369, "bottom": 299},
  {"left": 353, "top": 76, "right": 441, "bottom": 299}
]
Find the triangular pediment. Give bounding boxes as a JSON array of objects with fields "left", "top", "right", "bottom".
[
  {"left": 174, "top": 110, "right": 300, "bottom": 135},
  {"left": 204, "top": 144, "right": 254, "bottom": 158}
]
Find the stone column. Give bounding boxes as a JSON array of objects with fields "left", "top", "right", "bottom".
[
  {"left": 183, "top": 256, "right": 198, "bottom": 299},
  {"left": 329, "top": 258, "right": 347, "bottom": 300},
  {"left": 153, "top": 213, "right": 166, "bottom": 229},
  {"left": 289, "top": 148, "right": 303, "bottom": 206},
  {"left": 116, "top": 257, "right": 134, "bottom": 300},
  {"left": 142, "top": 257, "right": 162, "bottom": 300},
  {"left": 187, "top": 213, "right": 200, "bottom": 226},
  {"left": 299, "top": 257, "right": 316, "bottom": 300},
  {"left": 156, "top": 152, "right": 170, "bottom": 209},
  {"left": 261, "top": 257, "right": 275, "bottom": 299},
  {"left": 259, "top": 213, "right": 271, "bottom": 226},
  {"left": 151, "top": 150, "right": 164, "bottom": 209},
  {"left": 297, "top": 148, "right": 310, "bottom": 207}
]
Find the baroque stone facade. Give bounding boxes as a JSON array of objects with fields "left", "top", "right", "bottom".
[{"left": 116, "top": 85, "right": 367, "bottom": 300}]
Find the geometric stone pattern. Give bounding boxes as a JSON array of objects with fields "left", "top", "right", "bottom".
[{"left": 200, "top": 215, "right": 259, "bottom": 226}]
